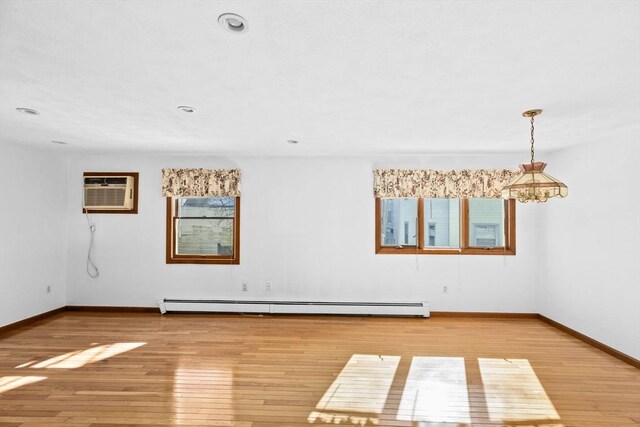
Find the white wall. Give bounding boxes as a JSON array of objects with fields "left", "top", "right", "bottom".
[
  {"left": 5, "top": 141, "right": 638, "bottom": 359},
  {"left": 538, "top": 140, "right": 640, "bottom": 359},
  {"left": 0, "top": 142, "right": 68, "bottom": 327},
  {"left": 65, "top": 154, "right": 538, "bottom": 313}
]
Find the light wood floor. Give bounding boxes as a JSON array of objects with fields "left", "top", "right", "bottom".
[{"left": 0, "top": 312, "right": 638, "bottom": 426}]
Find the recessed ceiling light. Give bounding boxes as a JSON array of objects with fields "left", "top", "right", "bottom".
[
  {"left": 51, "top": 140, "right": 68, "bottom": 145},
  {"left": 177, "top": 106, "right": 195, "bottom": 113},
  {"left": 218, "top": 13, "right": 248, "bottom": 33},
  {"left": 16, "top": 107, "right": 39, "bottom": 115},
  {"left": 287, "top": 140, "right": 299, "bottom": 145}
]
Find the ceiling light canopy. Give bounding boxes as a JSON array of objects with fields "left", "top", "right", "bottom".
[
  {"left": 16, "top": 107, "right": 39, "bottom": 115},
  {"left": 218, "top": 13, "right": 248, "bottom": 34},
  {"left": 177, "top": 106, "right": 195, "bottom": 113},
  {"left": 501, "top": 109, "right": 568, "bottom": 203}
]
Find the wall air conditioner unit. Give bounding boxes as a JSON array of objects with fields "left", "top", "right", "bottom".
[{"left": 83, "top": 175, "right": 136, "bottom": 212}]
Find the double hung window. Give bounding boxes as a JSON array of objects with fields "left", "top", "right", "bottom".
[{"left": 166, "top": 197, "right": 240, "bottom": 264}]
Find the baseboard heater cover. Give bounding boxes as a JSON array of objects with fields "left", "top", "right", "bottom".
[{"left": 159, "top": 299, "right": 430, "bottom": 317}]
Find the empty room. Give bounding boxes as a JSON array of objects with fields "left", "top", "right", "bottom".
[{"left": 0, "top": 1, "right": 638, "bottom": 426}]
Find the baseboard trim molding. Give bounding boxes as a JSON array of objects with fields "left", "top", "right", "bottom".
[
  {"left": 65, "top": 305, "right": 158, "bottom": 313},
  {"left": 0, "top": 306, "right": 66, "bottom": 335},
  {"left": 537, "top": 314, "right": 639, "bottom": 369},
  {"left": 63, "top": 307, "right": 537, "bottom": 318},
  {"left": 431, "top": 311, "right": 538, "bottom": 319}
]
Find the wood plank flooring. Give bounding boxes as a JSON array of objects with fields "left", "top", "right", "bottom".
[{"left": 0, "top": 312, "right": 638, "bottom": 426}]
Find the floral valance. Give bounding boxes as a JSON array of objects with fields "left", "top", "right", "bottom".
[
  {"left": 161, "top": 168, "right": 241, "bottom": 197},
  {"left": 373, "top": 169, "right": 519, "bottom": 199}
]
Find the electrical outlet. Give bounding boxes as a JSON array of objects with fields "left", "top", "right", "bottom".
[
  {"left": 442, "top": 286, "right": 448, "bottom": 294},
  {"left": 46, "top": 285, "right": 52, "bottom": 294},
  {"left": 265, "top": 281, "right": 272, "bottom": 292},
  {"left": 242, "top": 282, "right": 248, "bottom": 292}
]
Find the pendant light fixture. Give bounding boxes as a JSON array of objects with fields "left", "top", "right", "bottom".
[{"left": 501, "top": 109, "right": 568, "bottom": 203}]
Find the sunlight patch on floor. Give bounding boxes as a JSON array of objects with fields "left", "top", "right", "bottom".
[
  {"left": 307, "top": 411, "right": 379, "bottom": 426},
  {"left": 396, "top": 356, "right": 471, "bottom": 423},
  {"left": 0, "top": 375, "right": 47, "bottom": 393},
  {"left": 500, "top": 424, "right": 564, "bottom": 427},
  {"left": 29, "top": 342, "right": 146, "bottom": 369},
  {"left": 308, "top": 354, "right": 400, "bottom": 425},
  {"left": 479, "top": 358, "right": 560, "bottom": 423},
  {"left": 14, "top": 360, "right": 37, "bottom": 368}
]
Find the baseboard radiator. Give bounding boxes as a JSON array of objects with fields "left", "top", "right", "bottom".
[{"left": 159, "top": 299, "right": 430, "bottom": 318}]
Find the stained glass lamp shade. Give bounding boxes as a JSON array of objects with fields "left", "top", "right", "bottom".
[
  {"left": 501, "top": 162, "right": 568, "bottom": 203},
  {"left": 501, "top": 109, "right": 568, "bottom": 203}
]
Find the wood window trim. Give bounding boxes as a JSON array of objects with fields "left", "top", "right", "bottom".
[
  {"left": 82, "top": 172, "right": 139, "bottom": 214},
  {"left": 375, "top": 198, "right": 516, "bottom": 256},
  {"left": 166, "top": 196, "right": 240, "bottom": 265}
]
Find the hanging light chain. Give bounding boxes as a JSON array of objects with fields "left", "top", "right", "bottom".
[{"left": 530, "top": 116, "right": 536, "bottom": 164}]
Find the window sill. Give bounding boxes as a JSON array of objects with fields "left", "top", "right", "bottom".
[
  {"left": 375, "top": 247, "right": 515, "bottom": 256},
  {"left": 166, "top": 257, "right": 240, "bottom": 265}
]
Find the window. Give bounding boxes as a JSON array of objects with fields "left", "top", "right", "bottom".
[
  {"left": 424, "top": 198, "right": 460, "bottom": 248},
  {"left": 468, "top": 198, "right": 503, "bottom": 247},
  {"left": 380, "top": 198, "right": 417, "bottom": 247},
  {"left": 375, "top": 198, "right": 515, "bottom": 255},
  {"left": 166, "top": 196, "right": 240, "bottom": 264}
]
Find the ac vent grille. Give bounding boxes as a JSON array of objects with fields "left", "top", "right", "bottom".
[
  {"left": 85, "top": 188, "right": 126, "bottom": 207},
  {"left": 82, "top": 174, "right": 136, "bottom": 212}
]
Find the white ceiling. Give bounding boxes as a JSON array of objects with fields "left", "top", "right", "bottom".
[{"left": 0, "top": 0, "right": 638, "bottom": 156}]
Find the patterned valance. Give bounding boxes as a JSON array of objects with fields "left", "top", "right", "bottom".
[
  {"left": 373, "top": 169, "right": 519, "bottom": 199},
  {"left": 161, "top": 168, "right": 241, "bottom": 197}
]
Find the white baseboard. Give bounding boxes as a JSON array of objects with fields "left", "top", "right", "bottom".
[{"left": 160, "top": 299, "right": 430, "bottom": 318}]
